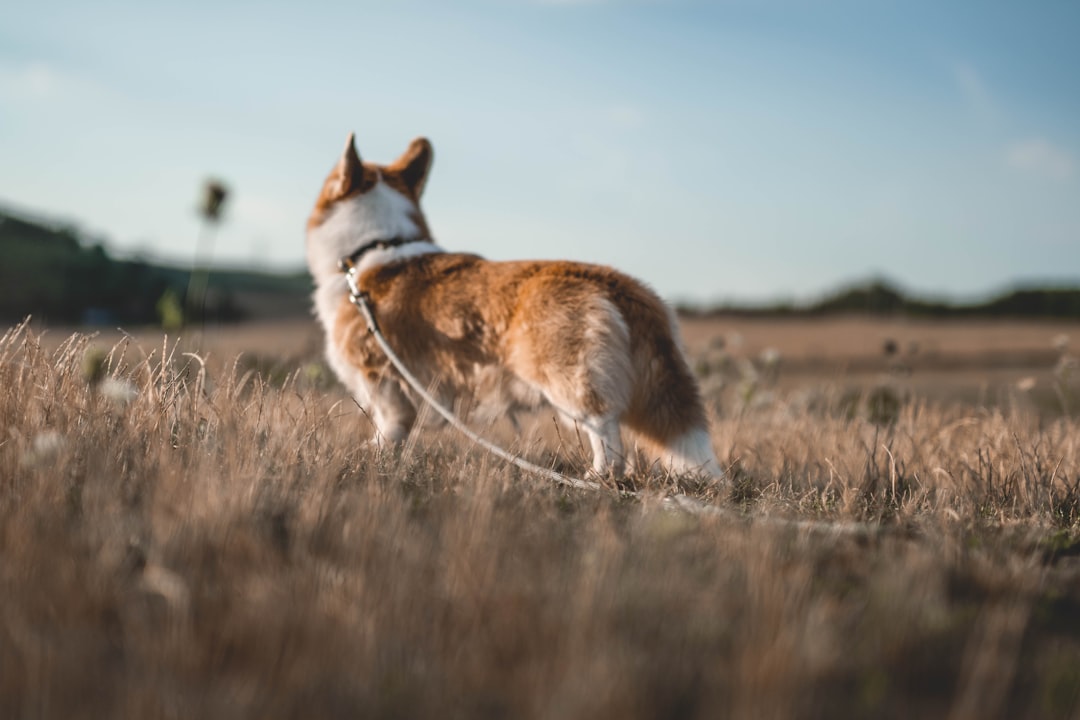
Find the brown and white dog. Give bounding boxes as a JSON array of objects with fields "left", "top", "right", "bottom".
[{"left": 306, "top": 133, "right": 723, "bottom": 480}]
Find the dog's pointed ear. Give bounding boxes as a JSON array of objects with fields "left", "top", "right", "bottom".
[
  {"left": 331, "top": 132, "right": 363, "bottom": 197},
  {"left": 394, "top": 137, "right": 434, "bottom": 198}
]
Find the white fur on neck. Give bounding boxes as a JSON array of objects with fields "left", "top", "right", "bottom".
[
  {"left": 310, "top": 240, "right": 443, "bottom": 337},
  {"left": 307, "top": 179, "right": 443, "bottom": 336},
  {"left": 308, "top": 180, "right": 426, "bottom": 280},
  {"left": 353, "top": 239, "right": 442, "bottom": 276}
]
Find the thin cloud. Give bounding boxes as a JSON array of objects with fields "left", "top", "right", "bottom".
[
  {"left": 0, "top": 62, "right": 62, "bottom": 100},
  {"left": 607, "top": 104, "right": 646, "bottom": 130},
  {"left": 0, "top": 61, "right": 108, "bottom": 106},
  {"left": 1006, "top": 138, "right": 1074, "bottom": 181},
  {"left": 951, "top": 60, "right": 995, "bottom": 121},
  {"left": 530, "top": 0, "right": 672, "bottom": 5}
]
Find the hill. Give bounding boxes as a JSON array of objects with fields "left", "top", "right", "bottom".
[
  {"left": 3, "top": 204, "right": 1078, "bottom": 326},
  {"left": 682, "top": 278, "right": 1080, "bottom": 320},
  {"left": 0, "top": 207, "right": 312, "bottom": 325}
]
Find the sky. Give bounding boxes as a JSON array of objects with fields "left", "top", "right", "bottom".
[{"left": 1, "top": 0, "right": 1078, "bottom": 305}]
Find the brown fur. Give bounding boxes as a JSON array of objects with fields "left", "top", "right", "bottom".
[{"left": 333, "top": 255, "right": 707, "bottom": 451}]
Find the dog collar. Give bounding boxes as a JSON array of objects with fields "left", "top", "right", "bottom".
[{"left": 336, "top": 236, "right": 430, "bottom": 273}]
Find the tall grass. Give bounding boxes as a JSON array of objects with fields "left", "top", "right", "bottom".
[{"left": 1, "top": 321, "right": 1079, "bottom": 719}]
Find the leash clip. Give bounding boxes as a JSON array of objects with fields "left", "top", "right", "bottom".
[{"left": 341, "top": 260, "right": 379, "bottom": 334}]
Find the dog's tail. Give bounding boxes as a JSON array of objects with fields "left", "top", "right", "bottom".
[{"left": 617, "top": 296, "right": 724, "bottom": 481}]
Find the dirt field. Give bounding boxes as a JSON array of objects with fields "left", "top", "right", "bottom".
[
  {"left": 679, "top": 315, "right": 1077, "bottom": 361},
  {"left": 42, "top": 313, "right": 1079, "bottom": 416},
  {"left": 679, "top": 314, "right": 1080, "bottom": 418}
]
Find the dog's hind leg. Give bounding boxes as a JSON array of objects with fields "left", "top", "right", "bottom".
[
  {"left": 507, "top": 290, "right": 635, "bottom": 476},
  {"left": 584, "top": 415, "right": 625, "bottom": 477},
  {"left": 547, "top": 408, "right": 625, "bottom": 477}
]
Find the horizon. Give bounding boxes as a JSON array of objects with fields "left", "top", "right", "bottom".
[
  {"left": 6, "top": 195, "right": 1078, "bottom": 314},
  {"left": 2, "top": 0, "right": 1078, "bottom": 304}
]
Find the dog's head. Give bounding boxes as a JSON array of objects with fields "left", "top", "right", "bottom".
[{"left": 306, "top": 133, "right": 434, "bottom": 277}]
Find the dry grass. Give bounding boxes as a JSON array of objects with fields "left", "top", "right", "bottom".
[{"left": 3, "top": 319, "right": 1080, "bottom": 719}]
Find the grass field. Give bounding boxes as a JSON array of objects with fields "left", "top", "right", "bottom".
[{"left": 3, "top": 315, "right": 1080, "bottom": 718}]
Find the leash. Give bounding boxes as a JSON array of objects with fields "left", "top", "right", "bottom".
[{"left": 339, "top": 257, "right": 604, "bottom": 494}]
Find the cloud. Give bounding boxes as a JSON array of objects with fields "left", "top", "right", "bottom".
[
  {"left": 530, "top": 0, "right": 671, "bottom": 5},
  {"left": 1006, "top": 138, "right": 1074, "bottom": 181},
  {"left": 606, "top": 104, "right": 646, "bottom": 130},
  {"left": 0, "top": 62, "right": 62, "bottom": 100},
  {"left": 0, "top": 61, "right": 108, "bottom": 107},
  {"left": 232, "top": 192, "right": 295, "bottom": 234},
  {"left": 951, "top": 60, "right": 995, "bottom": 121}
]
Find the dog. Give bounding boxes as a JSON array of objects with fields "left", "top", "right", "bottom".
[{"left": 306, "top": 133, "right": 723, "bottom": 480}]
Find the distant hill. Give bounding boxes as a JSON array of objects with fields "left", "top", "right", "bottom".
[
  {"left": 3, "top": 204, "right": 1078, "bottom": 326},
  {"left": 807, "top": 279, "right": 1080, "bottom": 318},
  {"left": 0, "top": 206, "right": 312, "bottom": 326},
  {"left": 681, "top": 278, "right": 1080, "bottom": 320}
]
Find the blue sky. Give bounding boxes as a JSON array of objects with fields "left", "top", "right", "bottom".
[{"left": 1, "top": 0, "right": 1077, "bottom": 304}]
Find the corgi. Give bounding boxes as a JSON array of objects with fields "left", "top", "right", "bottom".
[{"left": 306, "top": 133, "right": 723, "bottom": 480}]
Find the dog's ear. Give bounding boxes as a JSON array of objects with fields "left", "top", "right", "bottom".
[
  {"left": 330, "top": 132, "right": 364, "bottom": 198},
  {"left": 392, "top": 137, "right": 434, "bottom": 198}
]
